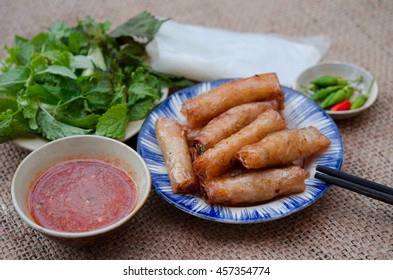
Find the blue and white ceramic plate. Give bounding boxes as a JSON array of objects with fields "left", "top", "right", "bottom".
[{"left": 137, "top": 79, "right": 343, "bottom": 223}]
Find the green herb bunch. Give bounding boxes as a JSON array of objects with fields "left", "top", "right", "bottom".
[{"left": 0, "top": 12, "right": 191, "bottom": 142}]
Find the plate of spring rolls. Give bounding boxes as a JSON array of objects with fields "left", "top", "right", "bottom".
[{"left": 137, "top": 73, "right": 343, "bottom": 223}]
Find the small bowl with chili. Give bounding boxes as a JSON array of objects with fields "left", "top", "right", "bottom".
[
  {"left": 11, "top": 135, "right": 151, "bottom": 246},
  {"left": 293, "top": 61, "right": 378, "bottom": 120}
]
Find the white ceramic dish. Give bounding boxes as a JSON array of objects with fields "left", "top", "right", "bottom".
[
  {"left": 11, "top": 135, "right": 151, "bottom": 246},
  {"left": 293, "top": 61, "right": 378, "bottom": 120},
  {"left": 12, "top": 88, "right": 168, "bottom": 151}
]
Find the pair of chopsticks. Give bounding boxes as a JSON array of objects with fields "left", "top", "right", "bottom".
[{"left": 315, "top": 165, "right": 393, "bottom": 205}]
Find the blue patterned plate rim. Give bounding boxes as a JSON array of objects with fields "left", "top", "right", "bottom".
[{"left": 137, "top": 79, "right": 344, "bottom": 224}]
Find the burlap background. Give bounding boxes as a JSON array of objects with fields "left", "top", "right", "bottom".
[{"left": 0, "top": 0, "right": 392, "bottom": 260}]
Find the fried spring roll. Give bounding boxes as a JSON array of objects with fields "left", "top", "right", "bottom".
[
  {"left": 181, "top": 73, "right": 284, "bottom": 128},
  {"left": 183, "top": 125, "right": 202, "bottom": 147},
  {"left": 194, "top": 100, "right": 279, "bottom": 150},
  {"left": 219, "top": 164, "right": 250, "bottom": 178},
  {"left": 193, "top": 109, "right": 286, "bottom": 179},
  {"left": 236, "top": 126, "right": 331, "bottom": 169},
  {"left": 155, "top": 118, "right": 198, "bottom": 194},
  {"left": 201, "top": 166, "right": 306, "bottom": 206},
  {"left": 189, "top": 147, "right": 199, "bottom": 162}
]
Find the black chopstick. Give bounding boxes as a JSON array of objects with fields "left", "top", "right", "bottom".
[
  {"left": 315, "top": 165, "right": 393, "bottom": 205},
  {"left": 316, "top": 165, "right": 393, "bottom": 194}
]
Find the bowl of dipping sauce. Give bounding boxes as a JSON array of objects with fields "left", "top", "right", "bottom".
[{"left": 11, "top": 135, "right": 151, "bottom": 246}]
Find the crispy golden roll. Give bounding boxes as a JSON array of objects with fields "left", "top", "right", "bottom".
[
  {"left": 219, "top": 164, "right": 250, "bottom": 178},
  {"left": 192, "top": 109, "right": 286, "bottom": 179},
  {"left": 189, "top": 147, "right": 199, "bottom": 162},
  {"left": 155, "top": 118, "right": 198, "bottom": 194},
  {"left": 183, "top": 125, "right": 202, "bottom": 147},
  {"left": 201, "top": 166, "right": 306, "bottom": 206},
  {"left": 236, "top": 126, "right": 331, "bottom": 169},
  {"left": 194, "top": 100, "right": 279, "bottom": 150},
  {"left": 181, "top": 73, "right": 284, "bottom": 128}
]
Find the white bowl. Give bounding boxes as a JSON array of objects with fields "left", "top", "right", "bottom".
[
  {"left": 11, "top": 135, "right": 151, "bottom": 246},
  {"left": 293, "top": 61, "right": 378, "bottom": 120}
]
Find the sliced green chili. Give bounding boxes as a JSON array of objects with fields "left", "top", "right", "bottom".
[
  {"left": 311, "top": 85, "right": 345, "bottom": 101},
  {"left": 310, "top": 75, "right": 347, "bottom": 87},
  {"left": 320, "top": 86, "right": 354, "bottom": 109},
  {"left": 350, "top": 78, "right": 374, "bottom": 110}
]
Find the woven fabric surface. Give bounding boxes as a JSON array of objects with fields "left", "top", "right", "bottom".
[{"left": 0, "top": 0, "right": 392, "bottom": 260}]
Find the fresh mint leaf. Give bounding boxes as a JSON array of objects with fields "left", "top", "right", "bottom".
[
  {"left": 154, "top": 71, "right": 195, "bottom": 88},
  {"left": 42, "top": 50, "right": 74, "bottom": 68},
  {"left": 0, "top": 97, "right": 18, "bottom": 112},
  {"left": 49, "top": 21, "right": 73, "bottom": 39},
  {"left": 0, "top": 67, "right": 30, "bottom": 92},
  {"left": 0, "top": 110, "right": 29, "bottom": 143},
  {"left": 131, "top": 66, "right": 160, "bottom": 89},
  {"left": 115, "top": 43, "right": 145, "bottom": 59},
  {"left": 37, "top": 108, "right": 92, "bottom": 140},
  {"left": 6, "top": 36, "right": 35, "bottom": 66},
  {"left": 57, "top": 113, "right": 100, "bottom": 129},
  {"left": 109, "top": 11, "right": 167, "bottom": 43},
  {"left": 127, "top": 67, "right": 161, "bottom": 106},
  {"left": 37, "top": 65, "right": 77, "bottom": 79},
  {"left": 30, "top": 51, "right": 75, "bottom": 74},
  {"left": 0, "top": 98, "right": 32, "bottom": 143},
  {"left": 76, "top": 17, "right": 111, "bottom": 45},
  {"left": 0, "top": 110, "right": 13, "bottom": 140},
  {"left": 36, "top": 32, "right": 69, "bottom": 52},
  {"left": 68, "top": 31, "right": 89, "bottom": 54},
  {"left": 30, "top": 32, "right": 49, "bottom": 52},
  {"left": 25, "top": 85, "right": 61, "bottom": 105},
  {"left": 128, "top": 82, "right": 160, "bottom": 106},
  {"left": 73, "top": 55, "right": 94, "bottom": 69},
  {"left": 128, "top": 97, "right": 156, "bottom": 121},
  {"left": 82, "top": 78, "right": 112, "bottom": 112},
  {"left": 26, "top": 84, "right": 80, "bottom": 105},
  {"left": 109, "top": 84, "right": 127, "bottom": 107},
  {"left": 95, "top": 103, "right": 128, "bottom": 138},
  {"left": 17, "top": 90, "right": 40, "bottom": 131}
]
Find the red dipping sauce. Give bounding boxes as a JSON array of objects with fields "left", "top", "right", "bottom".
[{"left": 28, "top": 159, "right": 137, "bottom": 233}]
